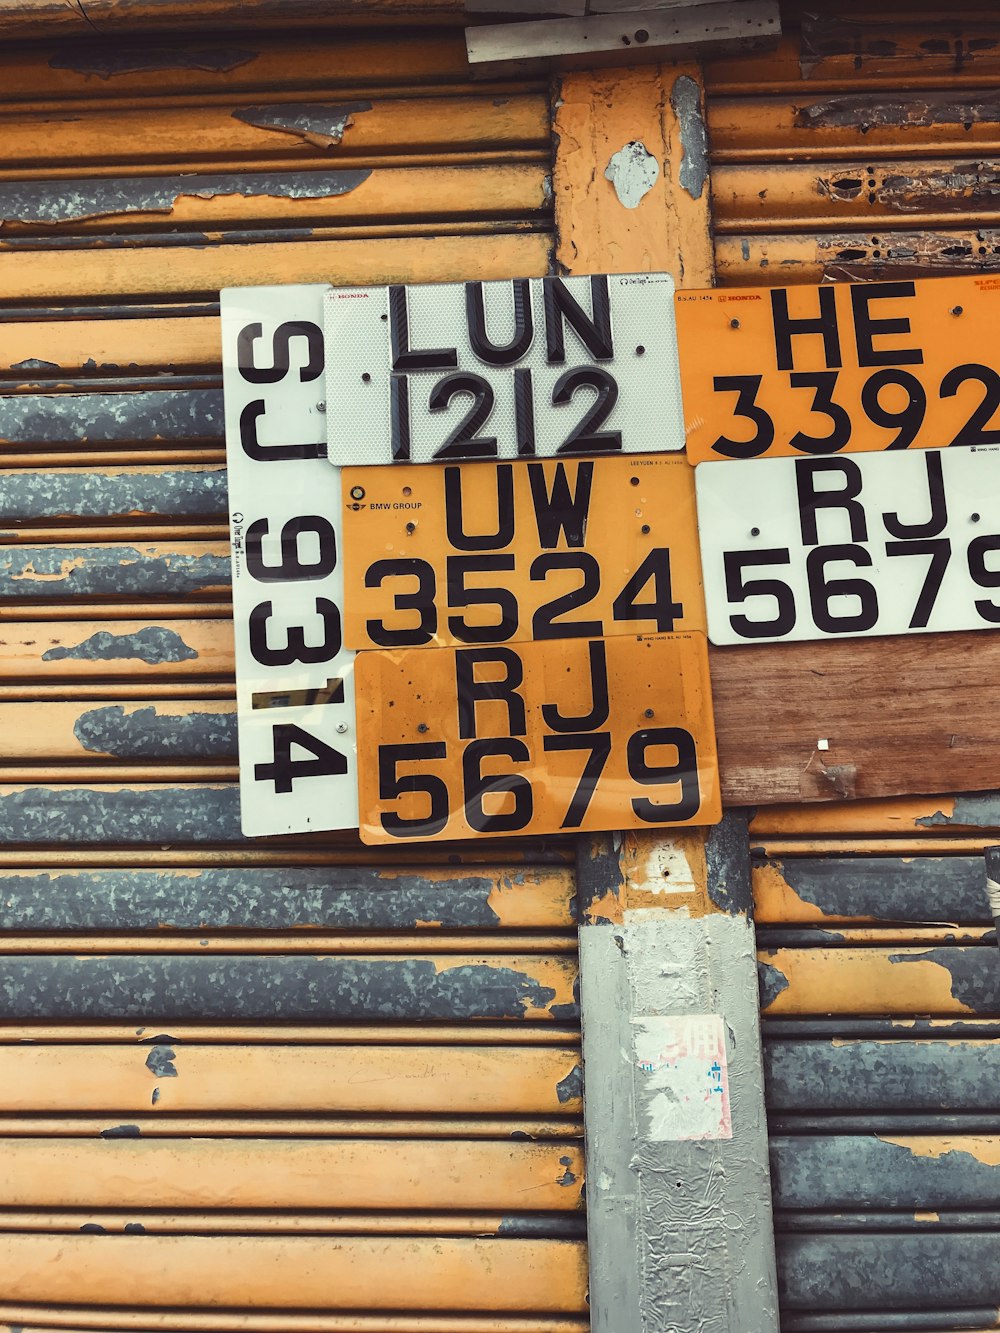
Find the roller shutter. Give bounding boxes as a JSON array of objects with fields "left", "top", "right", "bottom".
[
  {"left": 704, "top": 11, "right": 1000, "bottom": 1325},
  {"left": 751, "top": 795, "right": 1000, "bottom": 1330},
  {"left": 0, "top": 25, "right": 588, "bottom": 1329}
]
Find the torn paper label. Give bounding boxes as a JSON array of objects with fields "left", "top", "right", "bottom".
[{"left": 633, "top": 1013, "right": 732, "bottom": 1142}]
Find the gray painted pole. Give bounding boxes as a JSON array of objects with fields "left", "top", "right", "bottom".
[{"left": 577, "top": 814, "right": 779, "bottom": 1333}]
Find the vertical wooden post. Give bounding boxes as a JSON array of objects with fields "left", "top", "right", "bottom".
[{"left": 555, "top": 63, "right": 780, "bottom": 1333}]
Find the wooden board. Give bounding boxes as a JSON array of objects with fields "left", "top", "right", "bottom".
[{"left": 711, "top": 631, "right": 1000, "bottom": 806}]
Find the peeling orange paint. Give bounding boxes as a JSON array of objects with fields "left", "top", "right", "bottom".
[{"left": 880, "top": 1135, "right": 1000, "bottom": 1167}]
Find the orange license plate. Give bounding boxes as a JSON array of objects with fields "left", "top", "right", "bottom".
[
  {"left": 341, "top": 455, "right": 705, "bottom": 649},
  {"left": 355, "top": 632, "right": 720, "bottom": 844},
  {"left": 678, "top": 275, "right": 1000, "bottom": 464}
]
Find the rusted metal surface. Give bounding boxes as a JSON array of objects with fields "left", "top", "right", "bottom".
[
  {"left": 759, "top": 946, "right": 1000, "bottom": 1016},
  {"left": 778, "top": 1232, "right": 1000, "bottom": 1310},
  {"left": 717, "top": 227, "right": 1000, "bottom": 283},
  {"left": 771, "top": 1134, "right": 1000, "bottom": 1210},
  {"left": 0, "top": 864, "right": 575, "bottom": 930},
  {"left": 753, "top": 856, "right": 992, "bottom": 925},
  {"left": 709, "top": 92, "right": 1000, "bottom": 162},
  {"left": 0, "top": 621, "right": 230, "bottom": 678},
  {"left": 715, "top": 158, "right": 1000, "bottom": 230},
  {"left": 0, "top": 954, "right": 579, "bottom": 1021},
  {"left": 0, "top": 389, "right": 222, "bottom": 446},
  {"left": 0, "top": 467, "right": 227, "bottom": 532},
  {"left": 704, "top": 21, "right": 1000, "bottom": 94},
  {"left": 0, "top": 542, "right": 230, "bottom": 601}
]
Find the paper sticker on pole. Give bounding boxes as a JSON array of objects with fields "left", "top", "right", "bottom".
[
  {"left": 355, "top": 632, "right": 720, "bottom": 844},
  {"left": 696, "top": 445, "right": 1000, "bottom": 645},
  {"left": 677, "top": 275, "right": 1000, "bottom": 464},
  {"left": 324, "top": 273, "right": 683, "bottom": 465},
  {"left": 222, "top": 283, "right": 358, "bottom": 837},
  {"left": 342, "top": 455, "right": 705, "bottom": 650}
]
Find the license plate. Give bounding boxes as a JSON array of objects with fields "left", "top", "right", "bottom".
[
  {"left": 678, "top": 275, "right": 1000, "bottom": 464},
  {"left": 324, "top": 273, "right": 683, "bottom": 465},
  {"left": 222, "top": 284, "right": 358, "bottom": 837},
  {"left": 341, "top": 455, "right": 705, "bottom": 649},
  {"left": 355, "top": 633, "right": 720, "bottom": 843},
  {"left": 696, "top": 446, "right": 1000, "bottom": 645}
]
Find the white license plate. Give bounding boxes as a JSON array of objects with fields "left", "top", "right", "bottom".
[
  {"left": 323, "top": 273, "right": 683, "bottom": 465},
  {"left": 696, "top": 447, "right": 1000, "bottom": 645},
  {"left": 222, "top": 284, "right": 358, "bottom": 837}
]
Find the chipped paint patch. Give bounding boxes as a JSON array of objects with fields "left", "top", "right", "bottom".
[
  {"left": 0, "top": 170, "right": 372, "bottom": 227},
  {"left": 233, "top": 102, "right": 373, "bottom": 149},
  {"left": 144, "top": 1046, "right": 178, "bottom": 1079},
  {"left": 42, "top": 628, "right": 198, "bottom": 665},
  {"left": 623, "top": 830, "right": 705, "bottom": 899},
  {"left": 757, "top": 960, "right": 790, "bottom": 1010},
  {"left": 879, "top": 1135, "right": 1000, "bottom": 1168},
  {"left": 73, "top": 705, "right": 236, "bottom": 760},
  {"left": 556, "top": 1063, "right": 583, "bottom": 1105},
  {"left": 670, "top": 74, "right": 709, "bottom": 202},
  {"left": 917, "top": 794, "right": 1000, "bottom": 829},
  {"left": 753, "top": 861, "right": 831, "bottom": 924},
  {"left": 604, "top": 141, "right": 659, "bottom": 209}
]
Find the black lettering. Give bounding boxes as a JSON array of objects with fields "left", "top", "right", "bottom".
[
  {"left": 771, "top": 286, "right": 842, "bottom": 372},
  {"left": 541, "top": 640, "right": 610, "bottom": 732},
  {"left": 795, "top": 457, "right": 868, "bottom": 546},
  {"left": 239, "top": 400, "right": 323, "bottom": 462},
  {"left": 881, "top": 451, "right": 947, "bottom": 538},
  {"left": 390, "top": 374, "right": 411, "bottom": 461},
  {"left": 528, "top": 461, "right": 594, "bottom": 549},
  {"left": 466, "top": 280, "right": 534, "bottom": 366},
  {"left": 237, "top": 320, "right": 323, "bottom": 384},
  {"left": 851, "top": 281, "right": 923, "bottom": 368},
  {"left": 444, "top": 464, "right": 515, "bottom": 552},
  {"left": 389, "top": 285, "right": 458, "bottom": 372},
  {"left": 543, "top": 276, "right": 614, "bottom": 364},
  {"left": 456, "top": 647, "right": 526, "bottom": 741}
]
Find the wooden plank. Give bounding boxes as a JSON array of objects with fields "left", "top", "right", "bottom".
[
  {"left": 764, "top": 1038, "right": 1000, "bottom": 1113},
  {"left": 708, "top": 93, "right": 1000, "bottom": 163},
  {"left": 0, "top": 620, "right": 232, "bottom": 680},
  {"left": 759, "top": 947, "right": 1000, "bottom": 1017},
  {"left": 0, "top": 1234, "right": 589, "bottom": 1311},
  {"left": 0, "top": 165, "right": 550, "bottom": 235},
  {"left": 0, "top": 864, "right": 576, "bottom": 930},
  {"left": 0, "top": 94, "right": 549, "bottom": 175},
  {"left": 0, "top": 953, "right": 579, "bottom": 1020},
  {"left": 0, "top": 230, "right": 551, "bottom": 301},
  {"left": 0, "top": 1043, "right": 582, "bottom": 1112},
  {"left": 715, "top": 228, "right": 1000, "bottom": 285},
  {"left": 713, "top": 158, "right": 1000, "bottom": 231},
  {"left": 0, "top": 1139, "right": 585, "bottom": 1211},
  {"left": 711, "top": 633, "right": 1000, "bottom": 806},
  {"left": 753, "top": 856, "right": 991, "bottom": 925}
]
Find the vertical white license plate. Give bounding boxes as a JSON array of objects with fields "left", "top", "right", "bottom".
[
  {"left": 696, "top": 446, "right": 1000, "bottom": 645},
  {"left": 222, "top": 284, "right": 358, "bottom": 836}
]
